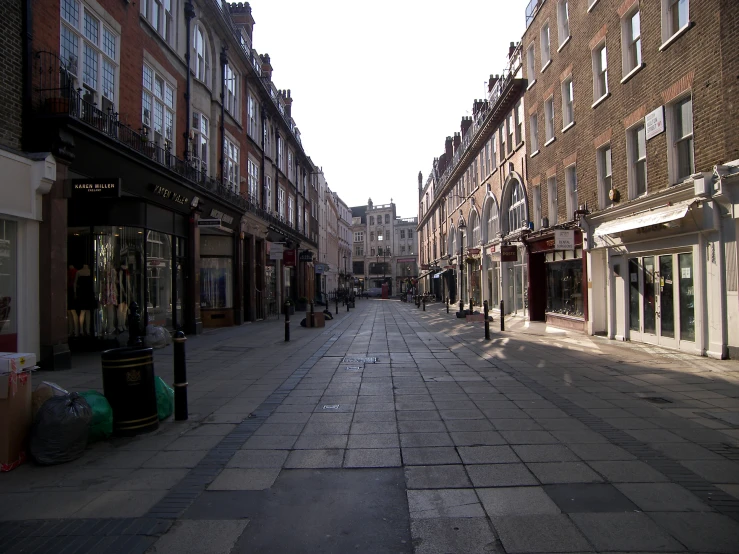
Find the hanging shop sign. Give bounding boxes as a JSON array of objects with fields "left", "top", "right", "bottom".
[
  {"left": 500, "top": 245, "right": 518, "bottom": 262},
  {"left": 645, "top": 106, "right": 665, "bottom": 140},
  {"left": 70, "top": 178, "right": 121, "bottom": 198},
  {"left": 299, "top": 250, "right": 314, "bottom": 262},
  {"left": 269, "top": 242, "right": 284, "bottom": 260},
  {"left": 467, "top": 248, "right": 481, "bottom": 255},
  {"left": 283, "top": 249, "right": 297, "bottom": 267},
  {"left": 554, "top": 230, "right": 575, "bottom": 250}
]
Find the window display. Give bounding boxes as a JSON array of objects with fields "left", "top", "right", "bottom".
[
  {"left": 0, "top": 220, "right": 17, "bottom": 352},
  {"left": 546, "top": 257, "right": 583, "bottom": 317},
  {"left": 200, "top": 235, "right": 233, "bottom": 309}
]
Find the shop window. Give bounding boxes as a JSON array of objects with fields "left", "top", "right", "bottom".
[
  {"left": 0, "top": 220, "right": 17, "bottom": 351},
  {"left": 191, "top": 112, "right": 208, "bottom": 175},
  {"left": 200, "top": 235, "right": 233, "bottom": 309},
  {"left": 60, "top": 0, "right": 119, "bottom": 112},
  {"left": 679, "top": 252, "right": 695, "bottom": 342},
  {"left": 546, "top": 251, "right": 583, "bottom": 317},
  {"left": 193, "top": 23, "right": 210, "bottom": 86},
  {"left": 146, "top": 231, "right": 174, "bottom": 327}
]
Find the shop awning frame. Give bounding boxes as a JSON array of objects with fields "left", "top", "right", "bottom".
[{"left": 593, "top": 199, "right": 698, "bottom": 237}]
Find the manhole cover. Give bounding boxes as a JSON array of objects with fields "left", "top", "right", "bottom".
[
  {"left": 323, "top": 405, "right": 340, "bottom": 410},
  {"left": 343, "top": 357, "right": 378, "bottom": 364},
  {"left": 643, "top": 396, "right": 672, "bottom": 404}
]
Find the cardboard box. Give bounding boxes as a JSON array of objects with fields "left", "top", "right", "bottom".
[
  {"left": 307, "top": 312, "right": 325, "bottom": 328},
  {"left": 0, "top": 353, "right": 35, "bottom": 471}
]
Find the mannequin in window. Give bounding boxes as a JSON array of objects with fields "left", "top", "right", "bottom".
[
  {"left": 74, "top": 264, "right": 95, "bottom": 336},
  {"left": 117, "top": 263, "right": 130, "bottom": 332},
  {"left": 67, "top": 264, "right": 79, "bottom": 336},
  {"left": 103, "top": 263, "right": 118, "bottom": 334}
]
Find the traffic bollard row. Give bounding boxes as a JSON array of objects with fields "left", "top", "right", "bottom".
[
  {"left": 285, "top": 302, "right": 290, "bottom": 342},
  {"left": 500, "top": 300, "right": 505, "bottom": 332},
  {"left": 484, "top": 301, "right": 490, "bottom": 340}
]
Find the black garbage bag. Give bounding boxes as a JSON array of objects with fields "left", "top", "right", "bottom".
[
  {"left": 300, "top": 318, "right": 307, "bottom": 327},
  {"left": 29, "top": 393, "right": 92, "bottom": 465}
]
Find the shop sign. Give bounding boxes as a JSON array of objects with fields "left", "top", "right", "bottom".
[
  {"left": 197, "top": 218, "right": 222, "bottom": 227},
  {"left": 283, "top": 249, "right": 296, "bottom": 267},
  {"left": 71, "top": 178, "right": 121, "bottom": 198},
  {"left": 299, "top": 250, "right": 314, "bottom": 262},
  {"left": 148, "top": 183, "right": 189, "bottom": 205},
  {"left": 210, "top": 209, "right": 234, "bottom": 226},
  {"left": 269, "top": 242, "right": 284, "bottom": 260},
  {"left": 645, "top": 106, "right": 665, "bottom": 140},
  {"left": 467, "top": 248, "right": 480, "bottom": 255},
  {"left": 555, "top": 230, "right": 575, "bottom": 250},
  {"left": 501, "top": 245, "right": 518, "bottom": 262}
]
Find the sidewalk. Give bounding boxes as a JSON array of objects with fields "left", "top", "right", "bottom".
[{"left": 1, "top": 297, "right": 739, "bottom": 553}]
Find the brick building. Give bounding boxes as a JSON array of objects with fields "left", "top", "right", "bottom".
[
  {"left": 417, "top": 43, "right": 528, "bottom": 317},
  {"left": 523, "top": 0, "right": 739, "bottom": 357},
  {"left": 25, "top": 0, "right": 325, "bottom": 367}
]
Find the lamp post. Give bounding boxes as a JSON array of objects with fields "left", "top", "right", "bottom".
[
  {"left": 457, "top": 221, "right": 467, "bottom": 314},
  {"left": 343, "top": 254, "right": 347, "bottom": 297}
]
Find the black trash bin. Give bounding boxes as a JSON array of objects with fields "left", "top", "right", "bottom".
[{"left": 101, "top": 346, "right": 159, "bottom": 436}]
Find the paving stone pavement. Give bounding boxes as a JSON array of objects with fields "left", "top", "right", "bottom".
[{"left": 1, "top": 298, "right": 739, "bottom": 553}]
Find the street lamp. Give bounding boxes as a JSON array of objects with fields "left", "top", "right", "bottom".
[
  {"left": 458, "top": 220, "right": 467, "bottom": 314},
  {"left": 343, "top": 254, "right": 348, "bottom": 296}
]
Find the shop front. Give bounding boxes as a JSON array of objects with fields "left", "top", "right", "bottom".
[
  {"left": 526, "top": 229, "right": 586, "bottom": 331},
  {"left": 488, "top": 243, "right": 526, "bottom": 317},
  {"left": 483, "top": 246, "right": 501, "bottom": 312}
]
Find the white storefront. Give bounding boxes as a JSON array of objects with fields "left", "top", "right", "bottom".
[
  {"left": 585, "top": 165, "right": 739, "bottom": 359},
  {"left": 0, "top": 148, "right": 56, "bottom": 356}
]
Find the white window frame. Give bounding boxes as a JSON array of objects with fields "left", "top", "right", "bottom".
[
  {"left": 471, "top": 210, "right": 481, "bottom": 246},
  {"left": 621, "top": 7, "right": 642, "bottom": 80},
  {"left": 224, "top": 62, "right": 238, "bottom": 118},
  {"left": 627, "top": 122, "right": 647, "bottom": 199},
  {"left": 667, "top": 95, "right": 694, "bottom": 184},
  {"left": 190, "top": 111, "right": 208, "bottom": 174},
  {"left": 561, "top": 76, "right": 574, "bottom": 129},
  {"left": 142, "top": 63, "right": 176, "bottom": 149},
  {"left": 60, "top": 0, "right": 119, "bottom": 112},
  {"left": 193, "top": 24, "right": 210, "bottom": 87},
  {"left": 529, "top": 113, "right": 539, "bottom": 154},
  {"left": 540, "top": 21, "right": 551, "bottom": 70},
  {"left": 544, "top": 96, "right": 555, "bottom": 143},
  {"left": 661, "top": 0, "right": 690, "bottom": 45},
  {"left": 547, "top": 176, "right": 558, "bottom": 226},
  {"left": 557, "top": 0, "right": 570, "bottom": 48},
  {"left": 533, "top": 186, "right": 542, "bottom": 231},
  {"left": 526, "top": 43, "right": 536, "bottom": 86},
  {"left": 592, "top": 42, "right": 609, "bottom": 104},
  {"left": 597, "top": 144, "right": 613, "bottom": 209},
  {"left": 247, "top": 157, "right": 259, "bottom": 203},
  {"left": 565, "top": 164, "right": 578, "bottom": 220},
  {"left": 277, "top": 136, "right": 284, "bottom": 172},
  {"left": 507, "top": 180, "right": 527, "bottom": 234},
  {"left": 288, "top": 196, "right": 295, "bottom": 227},
  {"left": 141, "top": 0, "right": 173, "bottom": 45},
  {"left": 486, "top": 199, "right": 500, "bottom": 242},
  {"left": 490, "top": 136, "right": 497, "bottom": 169},
  {"left": 223, "top": 137, "right": 239, "bottom": 193},
  {"left": 515, "top": 101, "right": 523, "bottom": 145},
  {"left": 288, "top": 150, "right": 294, "bottom": 182},
  {"left": 278, "top": 186, "right": 286, "bottom": 220},
  {"left": 354, "top": 231, "right": 364, "bottom": 243},
  {"left": 247, "top": 94, "right": 258, "bottom": 139}
]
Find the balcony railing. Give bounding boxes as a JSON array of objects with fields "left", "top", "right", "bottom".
[
  {"left": 525, "top": 0, "right": 542, "bottom": 29},
  {"left": 32, "top": 50, "right": 316, "bottom": 247}
]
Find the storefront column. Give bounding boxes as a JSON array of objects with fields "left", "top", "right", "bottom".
[
  {"left": 247, "top": 234, "right": 256, "bottom": 322},
  {"left": 189, "top": 214, "right": 202, "bottom": 335},
  {"left": 233, "top": 232, "right": 244, "bottom": 325},
  {"left": 39, "top": 165, "right": 71, "bottom": 368}
]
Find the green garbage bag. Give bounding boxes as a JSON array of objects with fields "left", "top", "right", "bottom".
[
  {"left": 79, "top": 390, "right": 113, "bottom": 442},
  {"left": 155, "top": 376, "right": 174, "bottom": 421}
]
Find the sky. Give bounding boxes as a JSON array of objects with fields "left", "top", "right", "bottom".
[{"left": 246, "top": 0, "right": 527, "bottom": 218}]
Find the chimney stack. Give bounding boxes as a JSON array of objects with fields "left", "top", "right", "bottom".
[
  {"left": 508, "top": 42, "right": 516, "bottom": 59},
  {"left": 488, "top": 74, "right": 499, "bottom": 92},
  {"left": 228, "top": 2, "right": 255, "bottom": 39},
  {"left": 461, "top": 117, "right": 472, "bottom": 137},
  {"left": 453, "top": 132, "right": 461, "bottom": 153},
  {"left": 444, "top": 136, "right": 453, "bottom": 159},
  {"left": 283, "top": 89, "right": 293, "bottom": 118},
  {"left": 260, "top": 54, "right": 273, "bottom": 79}
]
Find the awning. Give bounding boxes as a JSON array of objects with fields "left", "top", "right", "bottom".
[{"left": 593, "top": 199, "right": 697, "bottom": 237}]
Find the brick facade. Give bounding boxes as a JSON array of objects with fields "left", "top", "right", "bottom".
[{"left": 0, "top": 0, "right": 24, "bottom": 150}]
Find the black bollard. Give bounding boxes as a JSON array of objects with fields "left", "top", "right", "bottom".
[
  {"left": 446, "top": 297, "right": 449, "bottom": 314},
  {"left": 347, "top": 297, "right": 349, "bottom": 312},
  {"left": 459, "top": 299, "right": 464, "bottom": 315},
  {"left": 335, "top": 294, "right": 339, "bottom": 315},
  {"left": 422, "top": 297, "right": 426, "bottom": 311},
  {"left": 127, "top": 301, "right": 143, "bottom": 347},
  {"left": 173, "top": 331, "right": 188, "bottom": 421},
  {"left": 500, "top": 300, "right": 505, "bottom": 332},
  {"left": 484, "top": 301, "right": 490, "bottom": 340},
  {"left": 285, "top": 302, "right": 290, "bottom": 342}
]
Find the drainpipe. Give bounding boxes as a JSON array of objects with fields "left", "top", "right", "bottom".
[
  {"left": 220, "top": 45, "right": 228, "bottom": 185},
  {"left": 183, "top": 2, "right": 195, "bottom": 161}
]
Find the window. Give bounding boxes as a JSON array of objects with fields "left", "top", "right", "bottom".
[
  {"left": 490, "top": 136, "right": 497, "bottom": 168},
  {"left": 370, "top": 231, "right": 374, "bottom": 242},
  {"left": 557, "top": 0, "right": 570, "bottom": 47},
  {"left": 288, "top": 150, "right": 294, "bottom": 181},
  {"left": 565, "top": 165, "right": 577, "bottom": 219},
  {"left": 278, "top": 187, "right": 285, "bottom": 219},
  {"left": 400, "top": 230, "right": 405, "bottom": 239},
  {"left": 369, "top": 216, "right": 374, "bottom": 225},
  {"left": 277, "top": 136, "right": 283, "bottom": 172},
  {"left": 499, "top": 125, "right": 507, "bottom": 160},
  {"left": 622, "top": 9, "right": 642, "bottom": 76},
  {"left": 223, "top": 138, "right": 239, "bottom": 193},
  {"left": 508, "top": 180, "right": 527, "bottom": 233},
  {"left": 247, "top": 158, "right": 259, "bottom": 203},
  {"left": 141, "top": 0, "right": 173, "bottom": 44},
  {"left": 60, "top": 0, "right": 119, "bottom": 112},
  {"left": 354, "top": 232, "right": 364, "bottom": 243},
  {"left": 545, "top": 96, "right": 555, "bottom": 142},
  {"left": 627, "top": 124, "right": 647, "bottom": 198},
  {"left": 562, "top": 77, "right": 574, "bottom": 127},
  {"left": 547, "top": 176, "right": 558, "bottom": 225},
  {"left": 593, "top": 44, "right": 609, "bottom": 101},
  {"left": 355, "top": 246, "right": 363, "bottom": 256},
  {"left": 597, "top": 145, "right": 613, "bottom": 209},
  {"left": 663, "top": 0, "right": 689, "bottom": 42},
  {"left": 247, "top": 94, "right": 258, "bottom": 138},
  {"left": 484, "top": 142, "right": 491, "bottom": 174},
  {"left": 193, "top": 24, "right": 209, "bottom": 85},
  {"left": 529, "top": 113, "right": 539, "bottom": 153},
  {"left": 400, "top": 246, "right": 405, "bottom": 254},
  {"left": 142, "top": 64, "right": 175, "bottom": 147},
  {"left": 670, "top": 96, "right": 694, "bottom": 182},
  {"left": 288, "top": 197, "right": 294, "bottom": 227},
  {"left": 486, "top": 199, "right": 499, "bottom": 241},
  {"left": 191, "top": 112, "right": 208, "bottom": 174},
  {"left": 515, "top": 102, "right": 523, "bottom": 145},
  {"left": 370, "top": 248, "right": 375, "bottom": 257},
  {"left": 385, "top": 214, "right": 390, "bottom": 224},
  {"left": 224, "top": 62, "right": 237, "bottom": 117},
  {"left": 526, "top": 43, "right": 536, "bottom": 84},
  {"left": 266, "top": 176, "right": 273, "bottom": 212},
  {"left": 407, "top": 230, "right": 412, "bottom": 239},
  {"left": 378, "top": 231, "right": 384, "bottom": 241},
  {"left": 506, "top": 112, "right": 514, "bottom": 154},
  {"left": 540, "top": 22, "right": 551, "bottom": 68},
  {"left": 471, "top": 211, "right": 481, "bottom": 245},
  {"left": 533, "top": 186, "right": 542, "bottom": 231}
]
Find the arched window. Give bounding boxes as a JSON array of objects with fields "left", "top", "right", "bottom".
[
  {"left": 470, "top": 210, "right": 481, "bottom": 246},
  {"left": 508, "top": 179, "right": 527, "bottom": 233},
  {"left": 193, "top": 24, "right": 210, "bottom": 85},
  {"left": 486, "top": 198, "right": 500, "bottom": 242}
]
